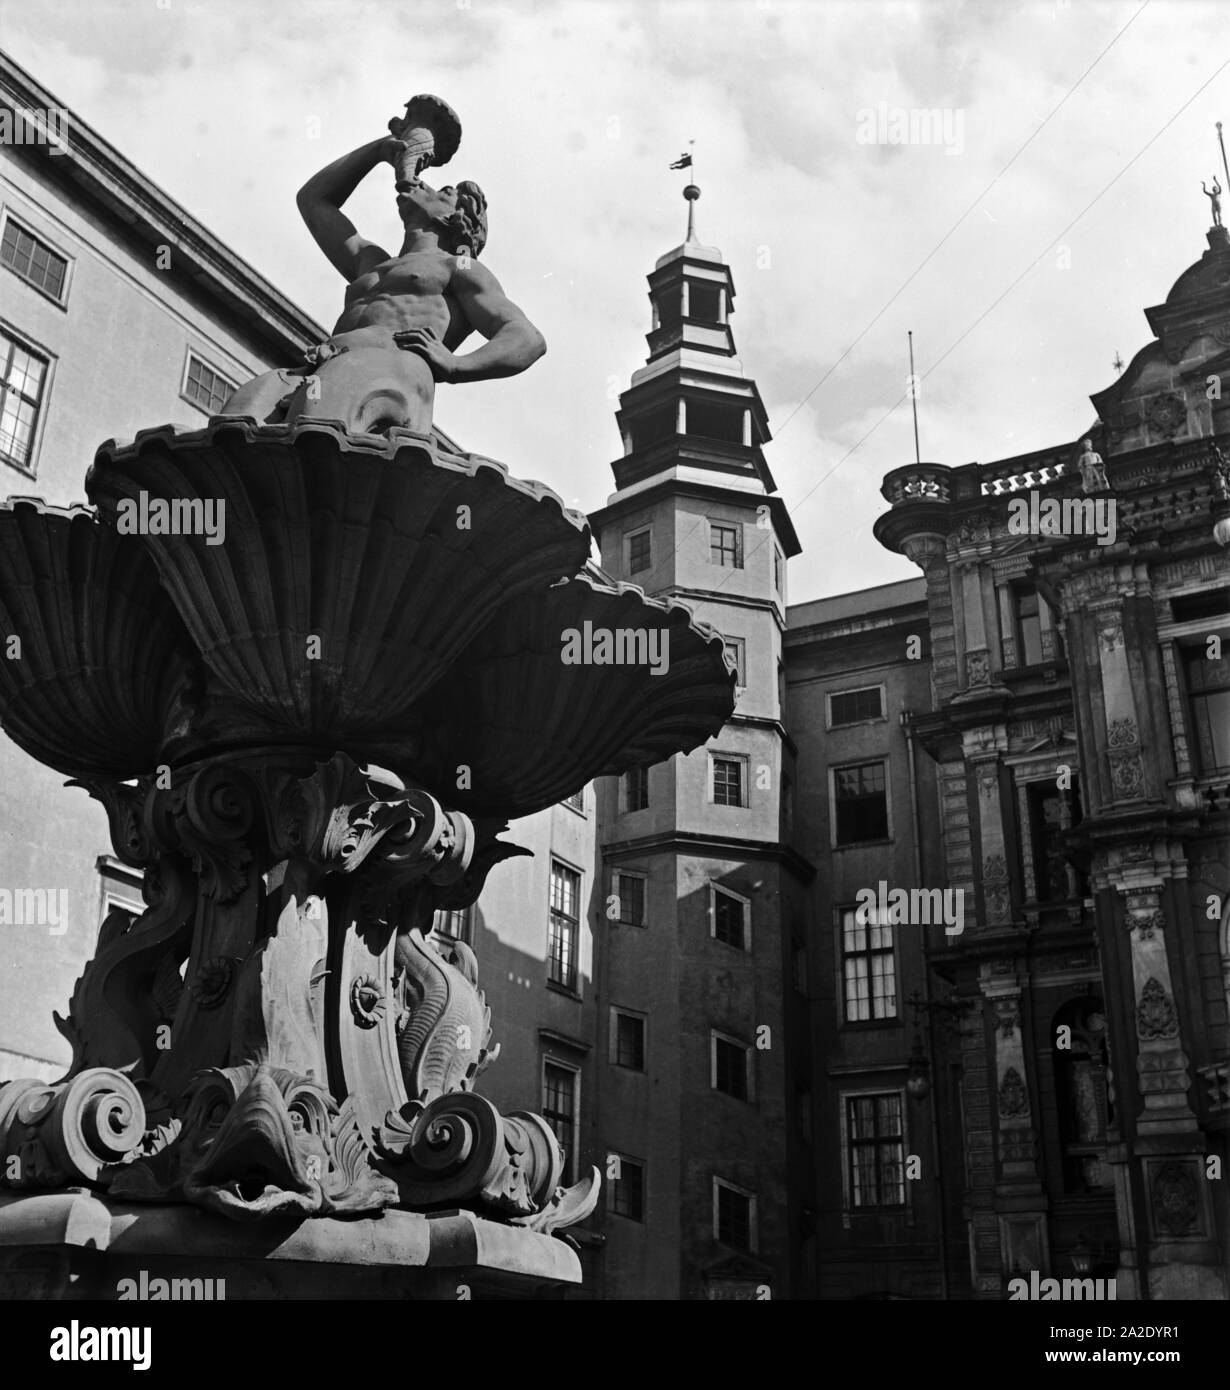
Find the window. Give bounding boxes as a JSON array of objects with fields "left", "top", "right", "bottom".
[
  {"left": 712, "top": 754, "right": 746, "bottom": 807},
  {"left": 1173, "top": 589, "right": 1230, "bottom": 621},
  {"left": 723, "top": 638, "right": 746, "bottom": 688},
  {"left": 542, "top": 1061, "right": 578, "bottom": 1183},
  {"left": 1, "top": 217, "right": 68, "bottom": 302},
  {"left": 712, "top": 1032, "right": 751, "bottom": 1101},
  {"left": 714, "top": 1178, "right": 756, "bottom": 1251},
  {"left": 711, "top": 885, "right": 749, "bottom": 951},
  {"left": 548, "top": 861, "right": 581, "bottom": 991},
  {"left": 612, "top": 869, "right": 646, "bottom": 927},
  {"left": 0, "top": 329, "right": 48, "bottom": 472},
  {"left": 611, "top": 1009, "right": 646, "bottom": 1070},
  {"left": 773, "top": 545, "right": 783, "bottom": 596},
  {"left": 846, "top": 1093, "right": 906, "bottom": 1208},
  {"left": 631, "top": 401, "right": 677, "bottom": 450},
  {"left": 1185, "top": 646, "right": 1230, "bottom": 772},
  {"left": 622, "top": 765, "right": 649, "bottom": 813},
  {"left": 780, "top": 772, "right": 794, "bottom": 838},
  {"left": 432, "top": 906, "right": 472, "bottom": 943},
  {"left": 1014, "top": 585, "right": 1044, "bottom": 667},
  {"left": 1052, "top": 998, "right": 1112, "bottom": 1195},
  {"left": 840, "top": 906, "right": 896, "bottom": 1022},
  {"left": 829, "top": 686, "right": 884, "bottom": 727},
  {"left": 562, "top": 785, "right": 586, "bottom": 813},
  {"left": 609, "top": 1154, "right": 645, "bottom": 1221},
  {"left": 97, "top": 855, "right": 145, "bottom": 931},
  {"left": 626, "top": 526, "right": 652, "bottom": 576},
  {"left": 182, "top": 352, "right": 238, "bottom": 416},
  {"left": 833, "top": 761, "right": 889, "bottom": 845},
  {"left": 1025, "top": 781, "right": 1081, "bottom": 902},
  {"left": 689, "top": 400, "right": 743, "bottom": 444},
  {"left": 688, "top": 282, "right": 722, "bottom": 322},
  {"left": 709, "top": 520, "right": 743, "bottom": 569}
]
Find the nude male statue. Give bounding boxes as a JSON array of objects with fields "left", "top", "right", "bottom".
[
  {"left": 218, "top": 133, "right": 546, "bottom": 435},
  {"left": 1203, "top": 176, "right": 1223, "bottom": 230}
]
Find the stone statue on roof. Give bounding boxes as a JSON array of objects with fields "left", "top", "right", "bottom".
[
  {"left": 1076, "top": 437, "right": 1109, "bottom": 494},
  {"left": 217, "top": 95, "right": 545, "bottom": 435},
  {"left": 1202, "top": 176, "right": 1223, "bottom": 229}
]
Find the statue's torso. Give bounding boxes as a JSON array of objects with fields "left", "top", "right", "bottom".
[{"left": 333, "top": 250, "right": 468, "bottom": 347}]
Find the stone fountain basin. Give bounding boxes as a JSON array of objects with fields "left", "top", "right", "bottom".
[
  {"left": 0, "top": 421, "right": 734, "bottom": 814},
  {"left": 0, "top": 499, "right": 192, "bottom": 778}
]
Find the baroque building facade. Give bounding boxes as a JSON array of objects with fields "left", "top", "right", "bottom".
[{"left": 873, "top": 217, "right": 1230, "bottom": 1300}]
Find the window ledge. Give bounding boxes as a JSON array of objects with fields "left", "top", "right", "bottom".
[{"left": 546, "top": 980, "right": 582, "bottom": 1001}]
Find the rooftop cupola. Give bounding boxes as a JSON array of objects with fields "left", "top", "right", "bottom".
[{"left": 612, "top": 180, "right": 776, "bottom": 495}]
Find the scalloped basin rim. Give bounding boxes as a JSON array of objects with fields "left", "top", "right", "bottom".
[{"left": 89, "top": 418, "right": 591, "bottom": 536}]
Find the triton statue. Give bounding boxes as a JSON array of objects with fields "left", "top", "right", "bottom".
[{"left": 219, "top": 95, "right": 545, "bottom": 434}]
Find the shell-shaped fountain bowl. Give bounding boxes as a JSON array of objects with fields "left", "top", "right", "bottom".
[
  {"left": 0, "top": 421, "right": 741, "bottom": 814},
  {"left": 86, "top": 420, "right": 593, "bottom": 739},
  {"left": 0, "top": 499, "right": 191, "bottom": 778},
  {"left": 399, "top": 572, "right": 737, "bottom": 819}
]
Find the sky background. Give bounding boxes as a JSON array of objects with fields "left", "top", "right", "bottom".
[{"left": 2, "top": 0, "right": 1228, "bottom": 603}]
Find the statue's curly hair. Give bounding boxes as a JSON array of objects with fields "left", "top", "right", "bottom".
[{"left": 437, "top": 180, "right": 488, "bottom": 259}]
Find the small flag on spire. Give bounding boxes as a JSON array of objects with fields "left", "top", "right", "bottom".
[{"left": 669, "top": 152, "right": 692, "bottom": 170}]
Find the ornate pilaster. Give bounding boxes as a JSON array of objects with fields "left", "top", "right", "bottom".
[
  {"left": 1119, "top": 888, "right": 1196, "bottom": 1136},
  {"left": 982, "top": 968, "right": 1049, "bottom": 1281},
  {"left": 901, "top": 533, "right": 960, "bottom": 705},
  {"left": 1158, "top": 640, "right": 1192, "bottom": 779},
  {"left": 965, "top": 727, "right": 1013, "bottom": 929}
]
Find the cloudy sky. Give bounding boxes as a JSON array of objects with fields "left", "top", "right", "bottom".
[{"left": 3, "top": 0, "right": 1228, "bottom": 603}]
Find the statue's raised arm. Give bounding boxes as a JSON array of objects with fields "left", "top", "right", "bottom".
[
  {"left": 294, "top": 136, "right": 401, "bottom": 281},
  {"left": 216, "top": 95, "right": 545, "bottom": 437}
]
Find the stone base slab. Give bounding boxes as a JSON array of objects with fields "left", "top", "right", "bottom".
[{"left": 0, "top": 1191, "right": 580, "bottom": 1299}]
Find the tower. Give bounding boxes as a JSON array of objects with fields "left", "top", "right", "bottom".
[{"left": 588, "top": 182, "right": 811, "bottom": 1298}]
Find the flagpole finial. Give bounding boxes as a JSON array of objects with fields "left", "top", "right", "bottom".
[{"left": 683, "top": 181, "right": 701, "bottom": 242}]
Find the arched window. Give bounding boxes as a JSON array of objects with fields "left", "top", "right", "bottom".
[{"left": 1052, "top": 998, "right": 1112, "bottom": 1193}]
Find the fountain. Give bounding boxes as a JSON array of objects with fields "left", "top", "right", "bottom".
[{"left": 0, "top": 99, "right": 734, "bottom": 1299}]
